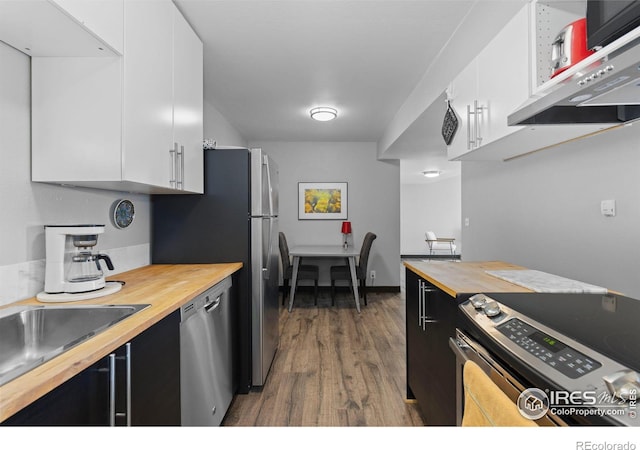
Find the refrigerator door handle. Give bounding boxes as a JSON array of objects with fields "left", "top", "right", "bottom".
[
  {"left": 263, "top": 154, "right": 275, "bottom": 217},
  {"left": 262, "top": 217, "right": 274, "bottom": 280}
]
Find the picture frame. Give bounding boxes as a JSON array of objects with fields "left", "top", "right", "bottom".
[{"left": 298, "top": 182, "right": 348, "bottom": 220}]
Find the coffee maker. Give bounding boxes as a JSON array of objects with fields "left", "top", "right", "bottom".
[{"left": 37, "top": 225, "right": 122, "bottom": 302}]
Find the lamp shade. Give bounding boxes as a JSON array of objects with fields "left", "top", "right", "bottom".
[{"left": 341, "top": 221, "right": 352, "bottom": 234}]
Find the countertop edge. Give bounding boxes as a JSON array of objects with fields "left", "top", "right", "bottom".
[{"left": 403, "top": 260, "right": 535, "bottom": 297}]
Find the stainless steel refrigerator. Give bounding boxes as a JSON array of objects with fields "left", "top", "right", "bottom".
[{"left": 151, "top": 147, "right": 279, "bottom": 393}]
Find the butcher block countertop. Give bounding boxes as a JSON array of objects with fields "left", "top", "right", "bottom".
[
  {"left": 403, "top": 260, "right": 534, "bottom": 298},
  {"left": 0, "top": 263, "right": 242, "bottom": 423}
]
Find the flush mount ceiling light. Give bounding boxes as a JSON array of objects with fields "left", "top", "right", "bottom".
[
  {"left": 310, "top": 107, "right": 337, "bottom": 121},
  {"left": 422, "top": 170, "right": 441, "bottom": 178}
]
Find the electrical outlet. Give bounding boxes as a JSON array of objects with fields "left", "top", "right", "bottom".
[{"left": 370, "top": 270, "right": 376, "bottom": 279}]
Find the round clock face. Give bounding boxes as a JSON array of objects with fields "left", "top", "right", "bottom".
[{"left": 113, "top": 199, "right": 135, "bottom": 229}]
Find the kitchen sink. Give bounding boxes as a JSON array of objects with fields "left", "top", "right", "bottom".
[{"left": 0, "top": 304, "right": 150, "bottom": 386}]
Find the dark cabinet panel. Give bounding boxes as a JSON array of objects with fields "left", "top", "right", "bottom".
[
  {"left": 129, "top": 310, "right": 181, "bottom": 425},
  {"left": 1, "top": 359, "right": 108, "bottom": 426},
  {"left": 2, "top": 311, "right": 180, "bottom": 426},
  {"left": 405, "top": 267, "right": 469, "bottom": 426}
]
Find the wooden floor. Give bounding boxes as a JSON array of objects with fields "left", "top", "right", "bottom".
[{"left": 222, "top": 289, "right": 425, "bottom": 426}]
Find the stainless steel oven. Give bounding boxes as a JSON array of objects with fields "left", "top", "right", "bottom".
[
  {"left": 449, "top": 329, "right": 566, "bottom": 426},
  {"left": 454, "top": 292, "right": 640, "bottom": 427}
]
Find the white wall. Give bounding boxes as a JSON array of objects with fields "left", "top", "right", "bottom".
[
  {"left": 401, "top": 175, "right": 461, "bottom": 256},
  {"left": 462, "top": 123, "right": 640, "bottom": 299},
  {"left": 248, "top": 141, "right": 401, "bottom": 287},
  {"left": 0, "top": 42, "right": 151, "bottom": 306},
  {"left": 204, "top": 99, "right": 248, "bottom": 148}
]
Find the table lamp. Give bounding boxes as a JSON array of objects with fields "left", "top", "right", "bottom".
[{"left": 341, "top": 221, "right": 352, "bottom": 249}]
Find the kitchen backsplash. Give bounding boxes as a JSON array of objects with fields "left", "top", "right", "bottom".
[{"left": 0, "top": 243, "right": 150, "bottom": 307}]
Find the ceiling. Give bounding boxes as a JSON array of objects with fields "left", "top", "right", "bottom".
[{"left": 174, "top": 0, "right": 522, "bottom": 184}]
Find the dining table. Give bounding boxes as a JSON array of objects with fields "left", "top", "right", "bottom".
[{"left": 287, "top": 245, "right": 361, "bottom": 313}]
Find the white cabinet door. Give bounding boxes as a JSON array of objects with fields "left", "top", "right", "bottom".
[
  {"left": 173, "top": 8, "right": 204, "bottom": 194},
  {"left": 32, "top": 57, "right": 123, "bottom": 183},
  {"left": 477, "top": 4, "right": 529, "bottom": 145},
  {"left": 446, "top": 59, "right": 478, "bottom": 161},
  {"left": 122, "top": 0, "right": 174, "bottom": 189}
]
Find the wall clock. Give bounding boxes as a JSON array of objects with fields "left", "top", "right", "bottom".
[{"left": 112, "top": 199, "right": 135, "bottom": 229}]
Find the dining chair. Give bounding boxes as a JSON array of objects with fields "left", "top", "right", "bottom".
[
  {"left": 425, "top": 231, "right": 457, "bottom": 259},
  {"left": 330, "top": 232, "right": 377, "bottom": 306},
  {"left": 279, "top": 232, "right": 319, "bottom": 305}
]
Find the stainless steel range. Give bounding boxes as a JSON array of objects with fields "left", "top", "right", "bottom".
[{"left": 452, "top": 292, "right": 640, "bottom": 426}]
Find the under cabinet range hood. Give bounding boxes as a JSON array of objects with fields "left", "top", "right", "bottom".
[{"left": 509, "top": 27, "right": 640, "bottom": 126}]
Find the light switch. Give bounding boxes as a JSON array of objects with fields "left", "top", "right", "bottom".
[
  {"left": 464, "top": 217, "right": 470, "bottom": 227},
  {"left": 601, "top": 199, "right": 616, "bottom": 217},
  {"left": 602, "top": 295, "right": 616, "bottom": 313}
]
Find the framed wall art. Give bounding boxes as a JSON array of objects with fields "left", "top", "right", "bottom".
[{"left": 298, "top": 182, "right": 348, "bottom": 220}]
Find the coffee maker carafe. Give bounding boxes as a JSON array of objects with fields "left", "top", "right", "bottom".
[{"left": 37, "top": 225, "right": 122, "bottom": 302}]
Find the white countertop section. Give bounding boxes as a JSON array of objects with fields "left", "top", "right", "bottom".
[{"left": 485, "top": 270, "right": 608, "bottom": 294}]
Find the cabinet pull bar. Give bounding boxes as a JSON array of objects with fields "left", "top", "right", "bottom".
[
  {"left": 474, "top": 100, "right": 483, "bottom": 146},
  {"left": 177, "top": 144, "right": 185, "bottom": 189},
  {"left": 422, "top": 284, "right": 434, "bottom": 331},
  {"left": 418, "top": 280, "right": 423, "bottom": 328},
  {"left": 466, "top": 104, "right": 472, "bottom": 149},
  {"left": 169, "top": 145, "right": 177, "bottom": 187},
  {"left": 125, "top": 342, "right": 132, "bottom": 426},
  {"left": 108, "top": 353, "right": 116, "bottom": 427}
]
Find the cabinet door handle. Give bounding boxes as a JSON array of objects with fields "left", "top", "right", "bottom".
[
  {"left": 114, "top": 343, "right": 132, "bottom": 426},
  {"left": 474, "top": 100, "right": 483, "bottom": 146},
  {"left": 466, "top": 104, "right": 472, "bottom": 150},
  {"left": 418, "top": 280, "right": 423, "bottom": 328},
  {"left": 177, "top": 145, "right": 184, "bottom": 189},
  {"left": 169, "top": 144, "right": 177, "bottom": 187},
  {"left": 422, "top": 285, "right": 438, "bottom": 331},
  {"left": 108, "top": 353, "right": 116, "bottom": 426},
  {"left": 467, "top": 101, "right": 486, "bottom": 149},
  {"left": 125, "top": 342, "right": 132, "bottom": 426}
]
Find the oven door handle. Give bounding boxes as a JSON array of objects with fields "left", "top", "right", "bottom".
[{"left": 449, "top": 336, "right": 471, "bottom": 363}]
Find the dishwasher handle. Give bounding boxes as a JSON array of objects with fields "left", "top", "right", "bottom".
[{"left": 205, "top": 294, "right": 222, "bottom": 313}]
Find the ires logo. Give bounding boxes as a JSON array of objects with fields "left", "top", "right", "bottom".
[
  {"left": 517, "top": 388, "right": 549, "bottom": 420},
  {"left": 548, "top": 390, "right": 598, "bottom": 405},
  {"left": 517, "top": 388, "right": 637, "bottom": 421}
]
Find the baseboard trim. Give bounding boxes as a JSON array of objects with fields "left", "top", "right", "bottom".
[
  {"left": 280, "top": 285, "right": 400, "bottom": 294},
  {"left": 401, "top": 254, "right": 460, "bottom": 260}
]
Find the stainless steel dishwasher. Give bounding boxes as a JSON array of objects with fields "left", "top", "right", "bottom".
[{"left": 180, "top": 276, "right": 233, "bottom": 426}]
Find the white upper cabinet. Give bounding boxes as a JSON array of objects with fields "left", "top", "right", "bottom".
[
  {"left": 0, "top": 0, "right": 122, "bottom": 56},
  {"left": 447, "top": 1, "right": 615, "bottom": 161},
  {"left": 476, "top": 6, "right": 530, "bottom": 146},
  {"left": 172, "top": 9, "right": 204, "bottom": 194},
  {"left": 446, "top": 59, "right": 479, "bottom": 161},
  {"left": 122, "top": 0, "right": 175, "bottom": 190},
  {"left": 31, "top": 0, "right": 204, "bottom": 194},
  {"left": 447, "top": 4, "right": 529, "bottom": 161}
]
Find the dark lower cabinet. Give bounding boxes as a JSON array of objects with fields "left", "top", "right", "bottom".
[
  {"left": 127, "top": 310, "right": 181, "bottom": 426},
  {"left": 3, "top": 311, "right": 180, "bottom": 426},
  {"left": 405, "top": 268, "right": 469, "bottom": 426}
]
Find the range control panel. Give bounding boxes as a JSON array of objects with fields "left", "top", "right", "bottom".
[{"left": 496, "top": 318, "right": 602, "bottom": 379}]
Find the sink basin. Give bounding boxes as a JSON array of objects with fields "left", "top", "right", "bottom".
[{"left": 0, "top": 304, "right": 149, "bottom": 386}]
